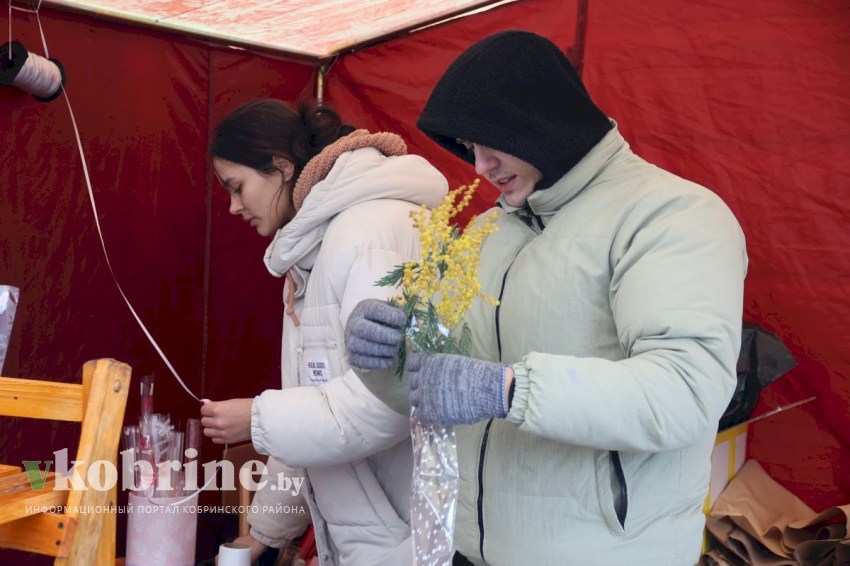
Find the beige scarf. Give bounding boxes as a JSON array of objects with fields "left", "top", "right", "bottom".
[
  {"left": 283, "top": 129, "right": 408, "bottom": 326},
  {"left": 292, "top": 129, "right": 407, "bottom": 211}
]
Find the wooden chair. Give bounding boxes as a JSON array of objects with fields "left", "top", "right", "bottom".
[{"left": 0, "top": 358, "right": 131, "bottom": 565}]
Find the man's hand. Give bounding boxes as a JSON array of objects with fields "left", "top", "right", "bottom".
[
  {"left": 345, "top": 299, "right": 406, "bottom": 369},
  {"left": 200, "top": 398, "right": 254, "bottom": 444},
  {"left": 408, "top": 353, "right": 510, "bottom": 425}
]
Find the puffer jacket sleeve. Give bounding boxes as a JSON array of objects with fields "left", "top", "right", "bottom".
[
  {"left": 251, "top": 246, "right": 412, "bottom": 468},
  {"left": 247, "top": 456, "right": 311, "bottom": 548},
  {"left": 506, "top": 191, "right": 748, "bottom": 452}
]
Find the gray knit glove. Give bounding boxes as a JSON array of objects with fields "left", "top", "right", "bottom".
[
  {"left": 345, "top": 299, "right": 409, "bottom": 415},
  {"left": 407, "top": 353, "right": 509, "bottom": 425},
  {"left": 345, "top": 299, "right": 406, "bottom": 369}
]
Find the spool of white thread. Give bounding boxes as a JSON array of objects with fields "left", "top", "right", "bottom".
[
  {"left": 217, "top": 542, "right": 252, "bottom": 566},
  {"left": 0, "top": 40, "right": 65, "bottom": 101}
]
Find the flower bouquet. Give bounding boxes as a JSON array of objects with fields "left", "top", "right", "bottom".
[{"left": 377, "top": 179, "right": 497, "bottom": 566}]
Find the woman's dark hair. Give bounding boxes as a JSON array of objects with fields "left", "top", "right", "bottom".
[{"left": 209, "top": 98, "right": 356, "bottom": 182}]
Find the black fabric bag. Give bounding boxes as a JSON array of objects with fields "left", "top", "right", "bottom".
[{"left": 719, "top": 322, "right": 798, "bottom": 430}]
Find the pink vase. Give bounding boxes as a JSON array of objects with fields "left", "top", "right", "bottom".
[{"left": 126, "top": 491, "right": 198, "bottom": 566}]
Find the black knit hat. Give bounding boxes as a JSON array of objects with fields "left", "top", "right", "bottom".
[{"left": 417, "top": 30, "right": 613, "bottom": 190}]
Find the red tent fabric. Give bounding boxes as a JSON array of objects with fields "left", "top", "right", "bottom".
[
  {"left": 580, "top": 0, "right": 850, "bottom": 510},
  {"left": 1, "top": 1, "right": 848, "bottom": 562}
]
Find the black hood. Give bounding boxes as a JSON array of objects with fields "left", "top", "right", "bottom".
[{"left": 417, "top": 30, "right": 613, "bottom": 190}]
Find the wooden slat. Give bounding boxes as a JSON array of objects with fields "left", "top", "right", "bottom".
[
  {"left": 0, "top": 465, "right": 21, "bottom": 478},
  {"left": 94, "top": 483, "right": 118, "bottom": 565},
  {"left": 59, "top": 359, "right": 130, "bottom": 566},
  {"left": 0, "top": 471, "right": 55, "bottom": 493},
  {"left": 0, "top": 512, "right": 76, "bottom": 557},
  {"left": 0, "top": 377, "right": 83, "bottom": 422},
  {"left": 0, "top": 476, "right": 68, "bottom": 526}
]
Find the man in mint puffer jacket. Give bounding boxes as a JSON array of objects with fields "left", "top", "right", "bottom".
[{"left": 346, "top": 30, "right": 748, "bottom": 565}]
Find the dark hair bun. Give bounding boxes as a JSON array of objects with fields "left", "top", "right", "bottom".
[{"left": 292, "top": 100, "right": 356, "bottom": 166}]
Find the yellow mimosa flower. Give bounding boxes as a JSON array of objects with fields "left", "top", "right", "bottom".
[{"left": 377, "top": 179, "right": 499, "bottom": 359}]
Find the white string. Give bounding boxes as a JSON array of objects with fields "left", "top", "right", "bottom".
[
  {"left": 9, "top": 3, "right": 39, "bottom": 12},
  {"left": 61, "top": 88, "right": 205, "bottom": 406},
  {"left": 53, "top": 59, "right": 201, "bottom": 401},
  {"left": 34, "top": 6, "right": 47, "bottom": 58},
  {"left": 27, "top": 3, "right": 229, "bottom": 505},
  {"left": 148, "top": 472, "right": 213, "bottom": 507},
  {"left": 148, "top": 491, "right": 202, "bottom": 507},
  {"left": 11, "top": 50, "right": 60, "bottom": 97},
  {"left": 741, "top": 396, "right": 817, "bottom": 426}
]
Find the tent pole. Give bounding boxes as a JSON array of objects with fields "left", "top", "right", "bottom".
[
  {"left": 567, "top": 0, "right": 589, "bottom": 76},
  {"left": 315, "top": 64, "right": 328, "bottom": 104}
]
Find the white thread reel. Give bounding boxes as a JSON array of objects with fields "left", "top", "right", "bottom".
[{"left": 0, "top": 40, "right": 65, "bottom": 101}]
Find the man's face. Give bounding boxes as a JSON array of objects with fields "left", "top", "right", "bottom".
[{"left": 458, "top": 140, "right": 542, "bottom": 208}]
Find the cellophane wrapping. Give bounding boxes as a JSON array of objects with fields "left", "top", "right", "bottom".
[
  {"left": 0, "top": 285, "right": 19, "bottom": 374},
  {"left": 410, "top": 417, "right": 459, "bottom": 566}
]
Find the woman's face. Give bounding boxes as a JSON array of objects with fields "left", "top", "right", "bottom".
[{"left": 213, "top": 157, "right": 296, "bottom": 237}]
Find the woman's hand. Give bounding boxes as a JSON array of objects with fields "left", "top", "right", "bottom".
[
  {"left": 214, "top": 533, "right": 267, "bottom": 565},
  {"left": 200, "top": 398, "right": 254, "bottom": 444}
]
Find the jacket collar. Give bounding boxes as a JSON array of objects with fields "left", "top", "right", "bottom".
[
  {"left": 263, "top": 145, "right": 447, "bottom": 279},
  {"left": 497, "top": 120, "right": 627, "bottom": 221}
]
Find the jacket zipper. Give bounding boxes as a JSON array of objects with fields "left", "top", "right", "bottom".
[
  {"left": 295, "top": 341, "right": 338, "bottom": 385},
  {"left": 610, "top": 451, "right": 628, "bottom": 528},
  {"left": 476, "top": 419, "right": 494, "bottom": 561},
  {"left": 293, "top": 345, "right": 303, "bottom": 384},
  {"left": 476, "top": 251, "right": 520, "bottom": 560},
  {"left": 494, "top": 265, "right": 512, "bottom": 359},
  {"left": 299, "top": 339, "right": 338, "bottom": 349},
  {"left": 518, "top": 203, "right": 545, "bottom": 233}
]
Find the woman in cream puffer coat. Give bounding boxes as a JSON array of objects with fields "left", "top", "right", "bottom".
[{"left": 201, "top": 98, "right": 447, "bottom": 566}]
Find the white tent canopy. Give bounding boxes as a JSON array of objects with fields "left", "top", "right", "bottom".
[{"left": 41, "top": 0, "right": 515, "bottom": 60}]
